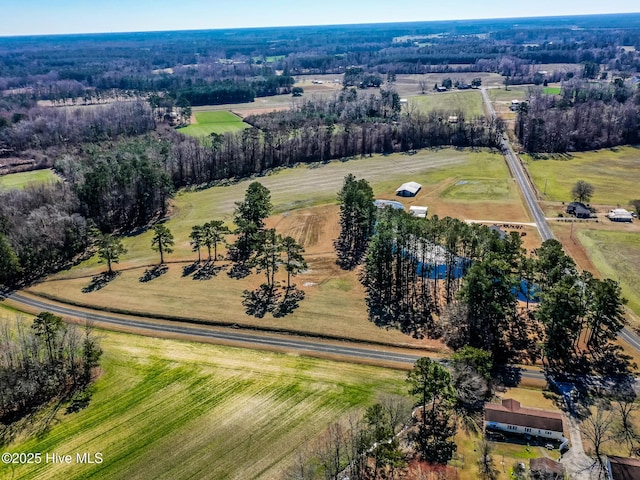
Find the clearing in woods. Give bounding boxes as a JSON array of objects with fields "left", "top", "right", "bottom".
[
  {"left": 407, "top": 90, "right": 485, "bottom": 118},
  {"left": 178, "top": 111, "right": 250, "bottom": 138},
  {"left": 0, "top": 329, "right": 407, "bottom": 480},
  {"left": 0, "top": 169, "right": 58, "bottom": 190}
]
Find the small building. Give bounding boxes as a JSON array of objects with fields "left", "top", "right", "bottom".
[
  {"left": 607, "top": 456, "right": 640, "bottom": 480},
  {"left": 484, "top": 399, "right": 565, "bottom": 441},
  {"left": 409, "top": 206, "right": 428, "bottom": 218},
  {"left": 530, "top": 457, "right": 565, "bottom": 480},
  {"left": 566, "top": 201, "right": 587, "bottom": 214},
  {"left": 396, "top": 181, "right": 422, "bottom": 197},
  {"left": 437, "top": 86, "right": 448, "bottom": 92},
  {"left": 608, "top": 208, "right": 633, "bottom": 222},
  {"left": 510, "top": 99, "right": 521, "bottom": 111},
  {"left": 448, "top": 115, "right": 459, "bottom": 123}
]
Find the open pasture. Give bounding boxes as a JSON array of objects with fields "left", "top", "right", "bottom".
[
  {"left": 407, "top": 90, "right": 485, "bottom": 118},
  {"left": 178, "top": 111, "right": 250, "bottom": 138},
  {"left": 0, "top": 169, "right": 58, "bottom": 190},
  {"left": 523, "top": 146, "right": 640, "bottom": 206},
  {"left": 577, "top": 229, "right": 640, "bottom": 318},
  {"left": 0, "top": 330, "right": 407, "bottom": 480}
]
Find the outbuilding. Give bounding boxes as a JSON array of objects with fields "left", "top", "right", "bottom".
[
  {"left": 396, "top": 181, "right": 422, "bottom": 197},
  {"left": 409, "top": 206, "right": 428, "bottom": 218},
  {"left": 607, "top": 456, "right": 640, "bottom": 480},
  {"left": 608, "top": 208, "right": 633, "bottom": 222}
]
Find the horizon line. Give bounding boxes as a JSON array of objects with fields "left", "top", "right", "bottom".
[{"left": 1, "top": 10, "right": 639, "bottom": 39}]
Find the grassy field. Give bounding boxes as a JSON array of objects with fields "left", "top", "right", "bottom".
[
  {"left": 407, "top": 90, "right": 485, "bottom": 118},
  {"left": 486, "top": 86, "right": 529, "bottom": 103},
  {"left": 178, "top": 111, "right": 250, "bottom": 138},
  {"left": 524, "top": 146, "right": 640, "bottom": 206},
  {"left": 543, "top": 86, "right": 562, "bottom": 95},
  {"left": 577, "top": 229, "right": 640, "bottom": 317},
  {"left": 0, "top": 330, "right": 407, "bottom": 480},
  {"left": 28, "top": 148, "right": 530, "bottom": 344},
  {"left": 0, "top": 169, "right": 58, "bottom": 190}
]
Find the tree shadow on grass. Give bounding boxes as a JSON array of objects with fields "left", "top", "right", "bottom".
[
  {"left": 228, "top": 262, "right": 251, "bottom": 279},
  {"left": 193, "top": 261, "right": 227, "bottom": 280},
  {"left": 139, "top": 265, "right": 168, "bottom": 283},
  {"left": 242, "top": 284, "right": 281, "bottom": 318},
  {"left": 182, "top": 262, "right": 200, "bottom": 277},
  {"left": 82, "top": 271, "right": 120, "bottom": 293},
  {"left": 272, "top": 287, "right": 305, "bottom": 318}
]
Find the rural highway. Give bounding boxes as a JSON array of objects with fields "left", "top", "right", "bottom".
[
  {"left": 481, "top": 87, "right": 554, "bottom": 241},
  {"left": 481, "top": 87, "right": 640, "bottom": 358},
  {"left": 0, "top": 290, "right": 546, "bottom": 382}
]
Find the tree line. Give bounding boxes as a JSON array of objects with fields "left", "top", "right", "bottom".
[
  {"left": 516, "top": 80, "right": 640, "bottom": 152},
  {"left": 0, "top": 101, "right": 155, "bottom": 156},
  {"left": 0, "top": 312, "right": 102, "bottom": 444}
]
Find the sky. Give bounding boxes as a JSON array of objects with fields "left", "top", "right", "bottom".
[{"left": 2, "top": 0, "right": 639, "bottom": 36}]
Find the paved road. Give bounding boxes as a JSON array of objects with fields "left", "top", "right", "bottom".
[
  {"left": 481, "top": 87, "right": 640, "bottom": 358},
  {"left": 481, "top": 88, "right": 554, "bottom": 241},
  {"left": 0, "top": 290, "right": 546, "bottom": 381}
]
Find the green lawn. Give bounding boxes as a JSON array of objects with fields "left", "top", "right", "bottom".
[
  {"left": 0, "top": 330, "right": 407, "bottom": 480},
  {"left": 178, "top": 111, "right": 250, "bottom": 139},
  {"left": 408, "top": 90, "right": 485, "bottom": 118},
  {"left": 523, "top": 146, "right": 640, "bottom": 205},
  {"left": 440, "top": 178, "right": 513, "bottom": 201},
  {"left": 0, "top": 169, "right": 58, "bottom": 190},
  {"left": 577, "top": 229, "right": 640, "bottom": 317},
  {"left": 543, "top": 86, "right": 562, "bottom": 95}
]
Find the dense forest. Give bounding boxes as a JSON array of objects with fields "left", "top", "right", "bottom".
[
  {"left": 516, "top": 79, "right": 640, "bottom": 152},
  {"left": 1, "top": 14, "right": 640, "bottom": 108}
]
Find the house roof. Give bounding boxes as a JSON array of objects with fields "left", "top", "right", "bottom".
[
  {"left": 409, "top": 206, "right": 428, "bottom": 218},
  {"left": 396, "top": 182, "right": 422, "bottom": 194},
  {"left": 608, "top": 456, "right": 640, "bottom": 480},
  {"left": 530, "top": 457, "right": 564, "bottom": 475},
  {"left": 485, "top": 399, "right": 563, "bottom": 432}
]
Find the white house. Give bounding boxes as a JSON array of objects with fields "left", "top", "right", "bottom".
[
  {"left": 396, "top": 181, "right": 422, "bottom": 197},
  {"left": 484, "top": 399, "right": 566, "bottom": 441},
  {"left": 409, "top": 206, "right": 428, "bottom": 218}
]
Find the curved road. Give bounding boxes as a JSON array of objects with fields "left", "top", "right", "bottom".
[{"left": 0, "top": 290, "right": 546, "bottom": 381}]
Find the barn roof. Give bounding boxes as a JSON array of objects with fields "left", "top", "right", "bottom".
[
  {"left": 485, "top": 399, "right": 563, "bottom": 432},
  {"left": 396, "top": 182, "right": 422, "bottom": 195}
]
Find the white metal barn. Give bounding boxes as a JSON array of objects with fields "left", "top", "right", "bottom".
[
  {"left": 607, "top": 208, "right": 633, "bottom": 222},
  {"left": 409, "top": 206, "right": 428, "bottom": 218},
  {"left": 396, "top": 181, "right": 422, "bottom": 197}
]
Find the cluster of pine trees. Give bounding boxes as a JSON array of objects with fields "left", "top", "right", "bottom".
[{"left": 337, "top": 177, "right": 629, "bottom": 375}]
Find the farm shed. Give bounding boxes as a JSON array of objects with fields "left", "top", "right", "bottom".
[
  {"left": 484, "top": 399, "right": 566, "bottom": 442},
  {"left": 608, "top": 208, "right": 633, "bottom": 222},
  {"left": 396, "top": 181, "right": 422, "bottom": 197},
  {"left": 409, "top": 206, "right": 428, "bottom": 218}
]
